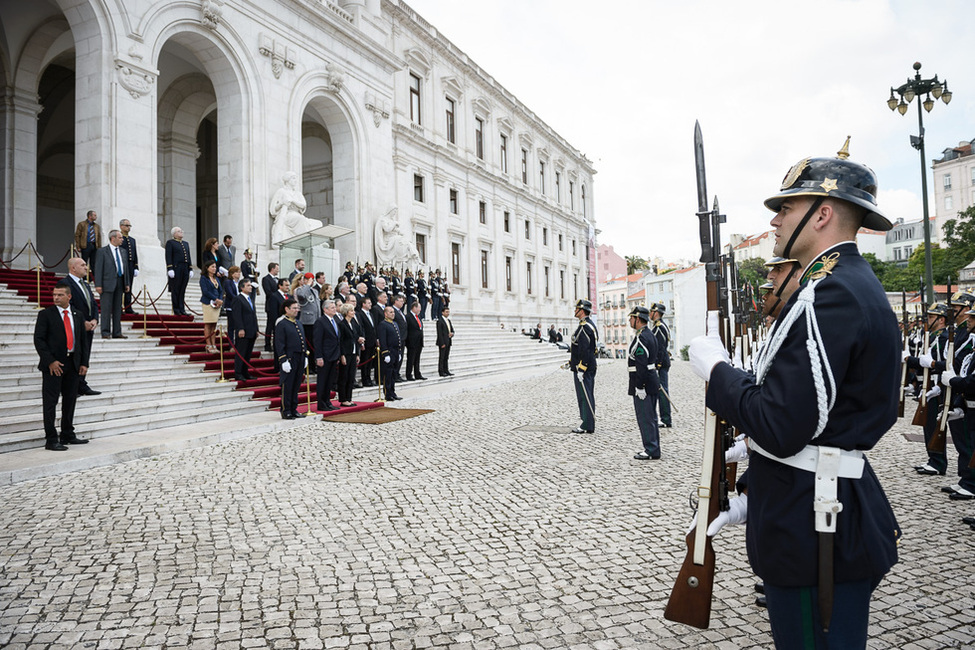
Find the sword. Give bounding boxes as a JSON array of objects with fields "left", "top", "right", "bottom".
[{"left": 659, "top": 385, "right": 679, "bottom": 413}]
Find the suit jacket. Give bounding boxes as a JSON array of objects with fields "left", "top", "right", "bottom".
[
  {"left": 261, "top": 274, "right": 279, "bottom": 299},
  {"left": 377, "top": 319, "right": 402, "bottom": 361},
  {"left": 200, "top": 275, "right": 223, "bottom": 305},
  {"left": 337, "top": 317, "right": 360, "bottom": 357},
  {"left": 74, "top": 220, "right": 101, "bottom": 250},
  {"left": 222, "top": 277, "right": 239, "bottom": 309},
  {"left": 120, "top": 234, "right": 139, "bottom": 282},
  {"left": 392, "top": 308, "right": 408, "bottom": 349},
  {"left": 93, "top": 244, "right": 125, "bottom": 292},
  {"left": 406, "top": 311, "right": 424, "bottom": 347},
  {"left": 313, "top": 314, "right": 342, "bottom": 363},
  {"left": 229, "top": 293, "right": 259, "bottom": 338},
  {"left": 216, "top": 244, "right": 235, "bottom": 271},
  {"left": 35, "top": 304, "right": 90, "bottom": 372},
  {"left": 358, "top": 306, "right": 377, "bottom": 348},
  {"left": 436, "top": 315, "right": 454, "bottom": 347},
  {"left": 266, "top": 290, "right": 287, "bottom": 319},
  {"left": 57, "top": 276, "right": 99, "bottom": 322}
]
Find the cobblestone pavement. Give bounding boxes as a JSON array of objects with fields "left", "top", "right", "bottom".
[{"left": 1, "top": 360, "right": 973, "bottom": 649}]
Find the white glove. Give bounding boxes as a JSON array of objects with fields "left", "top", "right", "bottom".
[
  {"left": 688, "top": 311, "right": 730, "bottom": 381},
  {"left": 919, "top": 353, "right": 934, "bottom": 369},
  {"left": 168, "top": 270, "right": 175, "bottom": 279},
  {"left": 707, "top": 494, "right": 748, "bottom": 537},
  {"left": 133, "top": 269, "right": 139, "bottom": 278},
  {"left": 901, "top": 349, "right": 909, "bottom": 362},
  {"left": 189, "top": 270, "right": 195, "bottom": 279},
  {"left": 926, "top": 385, "right": 942, "bottom": 400},
  {"left": 384, "top": 355, "right": 390, "bottom": 363},
  {"left": 281, "top": 360, "right": 292, "bottom": 374},
  {"left": 948, "top": 407, "right": 964, "bottom": 422},
  {"left": 635, "top": 388, "right": 647, "bottom": 400},
  {"left": 731, "top": 346, "right": 745, "bottom": 370},
  {"left": 941, "top": 366, "right": 957, "bottom": 386},
  {"left": 726, "top": 438, "right": 749, "bottom": 464}
]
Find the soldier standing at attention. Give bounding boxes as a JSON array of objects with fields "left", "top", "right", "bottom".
[
  {"left": 569, "top": 299, "right": 597, "bottom": 434},
  {"left": 649, "top": 302, "right": 672, "bottom": 428},
  {"left": 689, "top": 140, "right": 900, "bottom": 647},
  {"left": 275, "top": 298, "right": 307, "bottom": 420},
  {"left": 627, "top": 306, "right": 660, "bottom": 460}
]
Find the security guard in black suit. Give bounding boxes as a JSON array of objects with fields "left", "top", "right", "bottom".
[
  {"left": 165, "top": 227, "right": 193, "bottom": 316},
  {"left": 275, "top": 298, "right": 307, "bottom": 419},
  {"left": 649, "top": 301, "right": 672, "bottom": 427},
  {"left": 58, "top": 258, "right": 101, "bottom": 396},
  {"left": 377, "top": 305, "right": 402, "bottom": 400},
  {"left": 690, "top": 141, "right": 901, "bottom": 647},
  {"left": 569, "top": 298, "right": 597, "bottom": 433},
  {"left": 627, "top": 306, "right": 660, "bottom": 459}
]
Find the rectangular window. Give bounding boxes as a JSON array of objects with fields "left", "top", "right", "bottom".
[
  {"left": 503, "top": 211, "right": 510, "bottom": 233},
  {"left": 971, "top": 167, "right": 975, "bottom": 185},
  {"left": 573, "top": 273, "right": 578, "bottom": 298},
  {"left": 543, "top": 227, "right": 548, "bottom": 246},
  {"left": 525, "top": 220, "right": 531, "bottom": 240},
  {"left": 475, "top": 117, "right": 484, "bottom": 159},
  {"left": 544, "top": 266, "right": 550, "bottom": 297},
  {"left": 560, "top": 270, "right": 565, "bottom": 299},
  {"left": 944, "top": 173, "right": 952, "bottom": 190},
  {"left": 480, "top": 250, "right": 489, "bottom": 289},
  {"left": 555, "top": 172, "right": 561, "bottom": 202},
  {"left": 500, "top": 134, "right": 508, "bottom": 173},
  {"left": 451, "top": 243, "right": 460, "bottom": 284},
  {"left": 505, "top": 256, "right": 512, "bottom": 291},
  {"left": 479, "top": 201, "right": 487, "bottom": 224},
  {"left": 582, "top": 185, "right": 587, "bottom": 217},
  {"left": 409, "top": 73, "right": 422, "bottom": 124},
  {"left": 413, "top": 174, "right": 424, "bottom": 202},
  {"left": 946, "top": 194, "right": 954, "bottom": 211},
  {"left": 445, "top": 97, "right": 455, "bottom": 143},
  {"left": 450, "top": 189, "right": 458, "bottom": 214},
  {"left": 521, "top": 149, "right": 528, "bottom": 184},
  {"left": 539, "top": 161, "right": 545, "bottom": 193},
  {"left": 572, "top": 239, "right": 577, "bottom": 256},
  {"left": 558, "top": 233, "right": 563, "bottom": 251},
  {"left": 526, "top": 261, "right": 533, "bottom": 295},
  {"left": 569, "top": 181, "right": 575, "bottom": 210},
  {"left": 415, "top": 233, "right": 426, "bottom": 264}
]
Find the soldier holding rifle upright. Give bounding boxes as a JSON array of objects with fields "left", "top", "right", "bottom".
[
  {"left": 688, "top": 140, "right": 900, "bottom": 647},
  {"left": 905, "top": 302, "right": 950, "bottom": 475},
  {"left": 568, "top": 299, "right": 597, "bottom": 434}
]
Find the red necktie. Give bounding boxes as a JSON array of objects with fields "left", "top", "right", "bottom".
[
  {"left": 63, "top": 309, "right": 74, "bottom": 351},
  {"left": 416, "top": 314, "right": 421, "bottom": 328}
]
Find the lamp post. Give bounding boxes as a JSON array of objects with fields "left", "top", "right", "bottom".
[{"left": 887, "top": 61, "right": 952, "bottom": 305}]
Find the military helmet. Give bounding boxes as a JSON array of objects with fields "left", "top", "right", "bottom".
[
  {"left": 574, "top": 299, "right": 593, "bottom": 313},
  {"left": 764, "top": 256, "right": 799, "bottom": 268},
  {"left": 951, "top": 290, "right": 975, "bottom": 307},
  {"left": 628, "top": 305, "right": 651, "bottom": 322},
  {"left": 764, "top": 138, "right": 891, "bottom": 232},
  {"left": 650, "top": 301, "right": 666, "bottom": 314},
  {"left": 759, "top": 280, "right": 774, "bottom": 292},
  {"left": 928, "top": 302, "right": 950, "bottom": 317}
]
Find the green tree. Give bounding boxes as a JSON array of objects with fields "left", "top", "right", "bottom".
[
  {"left": 626, "top": 255, "right": 650, "bottom": 275},
  {"left": 942, "top": 205, "right": 975, "bottom": 269},
  {"left": 737, "top": 257, "right": 768, "bottom": 290}
]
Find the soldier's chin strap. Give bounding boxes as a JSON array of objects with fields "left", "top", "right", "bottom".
[
  {"left": 767, "top": 263, "right": 801, "bottom": 316},
  {"left": 782, "top": 197, "right": 825, "bottom": 260}
]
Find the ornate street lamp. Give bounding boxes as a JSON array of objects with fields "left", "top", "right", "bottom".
[{"left": 888, "top": 61, "right": 952, "bottom": 305}]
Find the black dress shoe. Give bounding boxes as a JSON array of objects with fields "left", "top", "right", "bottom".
[
  {"left": 282, "top": 413, "right": 295, "bottom": 420},
  {"left": 62, "top": 438, "right": 89, "bottom": 445},
  {"left": 962, "top": 516, "right": 975, "bottom": 525},
  {"left": 633, "top": 452, "right": 658, "bottom": 461},
  {"left": 950, "top": 491, "right": 975, "bottom": 500},
  {"left": 78, "top": 387, "right": 102, "bottom": 396},
  {"left": 292, "top": 412, "right": 306, "bottom": 418},
  {"left": 112, "top": 334, "right": 128, "bottom": 339},
  {"left": 46, "top": 443, "right": 68, "bottom": 451},
  {"left": 446, "top": 372, "right": 454, "bottom": 376},
  {"left": 755, "top": 582, "right": 765, "bottom": 594},
  {"left": 942, "top": 484, "right": 960, "bottom": 493},
  {"left": 318, "top": 404, "right": 337, "bottom": 411},
  {"left": 755, "top": 595, "right": 767, "bottom": 608},
  {"left": 416, "top": 375, "right": 427, "bottom": 380},
  {"left": 916, "top": 465, "right": 944, "bottom": 475}
]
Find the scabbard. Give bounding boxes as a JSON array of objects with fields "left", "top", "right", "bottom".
[{"left": 818, "top": 531, "right": 834, "bottom": 633}]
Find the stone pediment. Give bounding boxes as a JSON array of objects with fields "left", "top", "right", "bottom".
[
  {"left": 441, "top": 75, "right": 464, "bottom": 98},
  {"left": 404, "top": 47, "right": 432, "bottom": 75}
]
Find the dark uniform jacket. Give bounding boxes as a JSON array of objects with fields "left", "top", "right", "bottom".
[
  {"left": 35, "top": 304, "right": 90, "bottom": 372},
  {"left": 229, "top": 293, "right": 259, "bottom": 338},
  {"left": 274, "top": 317, "right": 306, "bottom": 365},
  {"left": 378, "top": 319, "right": 402, "bottom": 362},
  {"left": 120, "top": 234, "right": 139, "bottom": 282},
  {"left": 627, "top": 326, "right": 659, "bottom": 396},
  {"left": 707, "top": 242, "right": 900, "bottom": 587},
  {"left": 570, "top": 316, "right": 597, "bottom": 371},
  {"left": 652, "top": 320, "right": 671, "bottom": 369}
]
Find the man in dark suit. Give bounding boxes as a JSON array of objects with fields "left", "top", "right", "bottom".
[
  {"left": 119, "top": 219, "right": 139, "bottom": 314},
  {"left": 93, "top": 229, "right": 129, "bottom": 339},
  {"left": 357, "top": 296, "right": 378, "bottom": 387},
  {"left": 229, "top": 278, "right": 259, "bottom": 381},
  {"left": 437, "top": 305, "right": 455, "bottom": 377},
  {"left": 262, "top": 263, "right": 280, "bottom": 351},
  {"left": 392, "top": 294, "right": 408, "bottom": 382},
  {"left": 288, "top": 258, "right": 306, "bottom": 283},
  {"left": 405, "top": 299, "right": 425, "bottom": 381},
  {"left": 58, "top": 257, "right": 101, "bottom": 396},
  {"left": 377, "top": 305, "right": 402, "bottom": 401},
  {"left": 34, "top": 285, "right": 91, "bottom": 450},
  {"left": 275, "top": 299, "right": 307, "bottom": 419},
  {"left": 216, "top": 234, "right": 236, "bottom": 275},
  {"left": 267, "top": 278, "right": 290, "bottom": 369},
  {"left": 165, "top": 226, "right": 193, "bottom": 316},
  {"left": 313, "top": 299, "right": 342, "bottom": 411}
]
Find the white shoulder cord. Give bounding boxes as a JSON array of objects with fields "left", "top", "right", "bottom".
[{"left": 753, "top": 278, "right": 836, "bottom": 439}]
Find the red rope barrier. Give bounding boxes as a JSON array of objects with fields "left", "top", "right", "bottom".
[
  {"left": 0, "top": 241, "right": 32, "bottom": 269},
  {"left": 26, "top": 241, "right": 72, "bottom": 269}
]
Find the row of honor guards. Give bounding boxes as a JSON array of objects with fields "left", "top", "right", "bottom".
[{"left": 337, "top": 262, "right": 452, "bottom": 320}]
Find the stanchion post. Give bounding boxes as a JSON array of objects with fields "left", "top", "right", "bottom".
[
  {"left": 215, "top": 326, "right": 230, "bottom": 383},
  {"left": 306, "top": 353, "right": 312, "bottom": 414},
  {"left": 34, "top": 261, "right": 42, "bottom": 310},
  {"left": 27, "top": 238, "right": 32, "bottom": 276},
  {"left": 375, "top": 345, "right": 384, "bottom": 402},
  {"left": 139, "top": 287, "right": 150, "bottom": 339}
]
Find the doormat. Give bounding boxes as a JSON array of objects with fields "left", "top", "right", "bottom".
[{"left": 322, "top": 407, "right": 434, "bottom": 424}]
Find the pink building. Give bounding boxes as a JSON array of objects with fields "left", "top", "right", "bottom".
[{"left": 597, "top": 244, "right": 627, "bottom": 282}]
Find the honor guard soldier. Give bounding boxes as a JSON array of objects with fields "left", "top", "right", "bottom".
[
  {"left": 649, "top": 302, "right": 672, "bottom": 427},
  {"left": 689, "top": 140, "right": 901, "bottom": 647},
  {"left": 404, "top": 269, "right": 416, "bottom": 307},
  {"left": 378, "top": 305, "right": 402, "bottom": 400},
  {"left": 906, "top": 302, "right": 950, "bottom": 475},
  {"left": 942, "top": 305, "right": 975, "bottom": 501},
  {"left": 275, "top": 298, "right": 308, "bottom": 420},
  {"left": 165, "top": 227, "right": 193, "bottom": 316},
  {"left": 628, "top": 306, "right": 660, "bottom": 459},
  {"left": 569, "top": 298, "right": 598, "bottom": 433},
  {"left": 241, "top": 249, "right": 259, "bottom": 294},
  {"left": 417, "top": 270, "right": 429, "bottom": 320}
]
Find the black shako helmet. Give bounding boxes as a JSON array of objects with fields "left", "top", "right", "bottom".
[
  {"left": 574, "top": 299, "right": 592, "bottom": 313},
  {"left": 628, "top": 305, "right": 651, "bottom": 322},
  {"left": 650, "top": 302, "right": 666, "bottom": 314},
  {"left": 764, "top": 137, "right": 891, "bottom": 232}
]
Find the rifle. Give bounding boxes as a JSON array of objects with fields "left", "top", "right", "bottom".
[
  {"left": 931, "top": 280, "right": 955, "bottom": 452},
  {"left": 898, "top": 290, "right": 908, "bottom": 418},
  {"left": 912, "top": 298, "right": 931, "bottom": 427},
  {"left": 664, "top": 122, "right": 732, "bottom": 630}
]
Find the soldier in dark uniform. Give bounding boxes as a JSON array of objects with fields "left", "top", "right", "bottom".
[
  {"left": 240, "top": 249, "right": 259, "bottom": 295},
  {"left": 942, "top": 305, "right": 975, "bottom": 502},
  {"left": 689, "top": 142, "right": 900, "bottom": 647},
  {"left": 404, "top": 269, "right": 416, "bottom": 308},
  {"left": 906, "top": 302, "right": 949, "bottom": 475},
  {"left": 344, "top": 261, "right": 356, "bottom": 285},
  {"left": 649, "top": 302, "right": 672, "bottom": 428},
  {"left": 417, "top": 270, "right": 428, "bottom": 320},
  {"left": 165, "top": 227, "right": 193, "bottom": 316},
  {"left": 569, "top": 298, "right": 597, "bottom": 434},
  {"left": 275, "top": 298, "right": 307, "bottom": 420},
  {"left": 430, "top": 271, "right": 442, "bottom": 321},
  {"left": 627, "top": 306, "right": 660, "bottom": 460},
  {"left": 119, "top": 219, "right": 139, "bottom": 314},
  {"left": 377, "top": 305, "right": 402, "bottom": 401}
]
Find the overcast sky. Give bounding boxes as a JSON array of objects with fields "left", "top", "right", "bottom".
[{"left": 404, "top": 0, "right": 975, "bottom": 262}]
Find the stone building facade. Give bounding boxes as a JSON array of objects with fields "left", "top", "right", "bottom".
[{"left": 0, "top": 0, "right": 595, "bottom": 327}]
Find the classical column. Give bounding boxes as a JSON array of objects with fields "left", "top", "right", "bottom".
[{"left": 1, "top": 90, "right": 42, "bottom": 268}]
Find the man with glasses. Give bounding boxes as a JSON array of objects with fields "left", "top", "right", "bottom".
[{"left": 119, "top": 219, "right": 139, "bottom": 314}]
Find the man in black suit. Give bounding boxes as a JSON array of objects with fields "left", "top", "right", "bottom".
[
  {"left": 275, "top": 299, "right": 307, "bottom": 419},
  {"left": 437, "top": 306, "right": 455, "bottom": 377},
  {"left": 34, "top": 285, "right": 91, "bottom": 450},
  {"left": 392, "top": 294, "right": 408, "bottom": 382},
  {"left": 405, "top": 299, "right": 426, "bottom": 381},
  {"left": 216, "top": 234, "right": 236, "bottom": 274},
  {"left": 57, "top": 257, "right": 101, "bottom": 396},
  {"left": 119, "top": 219, "right": 139, "bottom": 314},
  {"left": 357, "top": 296, "right": 378, "bottom": 387},
  {"left": 262, "top": 263, "right": 280, "bottom": 351},
  {"left": 93, "top": 229, "right": 129, "bottom": 339},
  {"left": 313, "top": 299, "right": 342, "bottom": 411},
  {"left": 267, "top": 278, "right": 290, "bottom": 369},
  {"left": 229, "top": 278, "right": 259, "bottom": 381},
  {"left": 377, "top": 305, "right": 402, "bottom": 401},
  {"left": 165, "top": 226, "right": 193, "bottom": 315}
]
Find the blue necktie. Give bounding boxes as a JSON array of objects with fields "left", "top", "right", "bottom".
[
  {"left": 87, "top": 223, "right": 95, "bottom": 244},
  {"left": 332, "top": 317, "right": 338, "bottom": 336},
  {"left": 115, "top": 247, "right": 123, "bottom": 276}
]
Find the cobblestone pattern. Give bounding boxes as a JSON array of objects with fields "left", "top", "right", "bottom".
[{"left": 1, "top": 361, "right": 973, "bottom": 649}]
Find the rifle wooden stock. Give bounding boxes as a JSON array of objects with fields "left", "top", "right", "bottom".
[{"left": 912, "top": 399, "right": 928, "bottom": 427}]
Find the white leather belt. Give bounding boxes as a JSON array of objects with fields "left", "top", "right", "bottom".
[{"left": 966, "top": 400, "right": 975, "bottom": 409}]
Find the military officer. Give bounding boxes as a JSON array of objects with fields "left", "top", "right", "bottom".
[
  {"left": 569, "top": 298, "right": 598, "bottom": 434},
  {"left": 906, "top": 302, "right": 950, "bottom": 476},
  {"left": 689, "top": 141, "right": 901, "bottom": 647},
  {"left": 648, "top": 302, "right": 672, "bottom": 428},
  {"left": 165, "top": 227, "right": 193, "bottom": 316},
  {"left": 942, "top": 305, "right": 975, "bottom": 501},
  {"left": 628, "top": 306, "right": 660, "bottom": 460},
  {"left": 377, "top": 305, "right": 402, "bottom": 401},
  {"left": 417, "top": 270, "right": 429, "bottom": 320},
  {"left": 240, "top": 249, "right": 259, "bottom": 294},
  {"left": 275, "top": 298, "right": 307, "bottom": 420}
]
